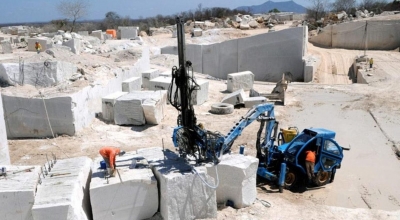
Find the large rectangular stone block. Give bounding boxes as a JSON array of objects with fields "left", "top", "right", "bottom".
[
  {"left": 118, "top": 26, "right": 139, "bottom": 39},
  {"left": 148, "top": 76, "right": 172, "bottom": 91},
  {"left": 142, "top": 91, "right": 167, "bottom": 125},
  {"left": 206, "top": 155, "right": 258, "bottom": 208},
  {"left": 159, "top": 71, "right": 172, "bottom": 77},
  {"left": 138, "top": 148, "right": 217, "bottom": 220},
  {"left": 221, "top": 89, "right": 246, "bottom": 105},
  {"left": 1, "top": 40, "right": 12, "bottom": 54},
  {"left": 227, "top": 71, "right": 254, "bottom": 92},
  {"left": 27, "top": 38, "right": 52, "bottom": 52},
  {"left": 90, "top": 30, "right": 103, "bottom": 40},
  {"left": 191, "top": 79, "right": 209, "bottom": 105},
  {"left": 114, "top": 91, "right": 166, "bottom": 125},
  {"left": 2, "top": 94, "right": 75, "bottom": 138},
  {"left": 102, "top": 92, "right": 128, "bottom": 122},
  {"left": 90, "top": 153, "right": 158, "bottom": 220},
  {"left": 114, "top": 94, "right": 145, "bottom": 125},
  {"left": 142, "top": 69, "right": 160, "bottom": 89},
  {"left": 32, "top": 157, "right": 92, "bottom": 220},
  {"left": 244, "top": 97, "right": 267, "bottom": 108},
  {"left": 122, "top": 77, "right": 142, "bottom": 92},
  {"left": 62, "top": 38, "right": 80, "bottom": 55},
  {"left": 0, "top": 165, "right": 40, "bottom": 220}
]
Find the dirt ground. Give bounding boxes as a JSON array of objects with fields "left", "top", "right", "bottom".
[{"left": 3, "top": 20, "right": 400, "bottom": 219}]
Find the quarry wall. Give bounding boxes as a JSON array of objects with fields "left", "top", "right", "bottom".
[
  {"left": 309, "top": 20, "right": 400, "bottom": 50},
  {"left": 162, "top": 27, "right": 306, "bottom": 82},
  {"left": 2, "top": 48, "right": 150, "bottom": 138}
]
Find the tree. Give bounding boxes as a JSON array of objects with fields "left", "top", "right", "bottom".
[
  {"left": 331, "top": 0, "right": 356, "bottom": 13},
  {"left": 307, "top": 0, "right": 330, "bottom": 21},
  {"left": 103, "top": 11, "right": 121, "bottom": 29},
  {"left": 359, "top": 0, "right": 388, "bottom": 13},
  {"left": 57, "top": 0, "right": 89, "bottom": 32},
  {"left": 269, "top": 8, "right": 281, "bottom": 13}
]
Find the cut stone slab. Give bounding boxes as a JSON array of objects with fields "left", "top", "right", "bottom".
[
  {"left": 206, "top": 154, "right": 258, "bottom": 209},
  {"left": 1, "top": 40, "right": 12, "bottom": 54},
  {"left": 114, "top": 94, "right": 145, "bottom": 125},
  {"left": 159, "top": 71, "right": 172, "bottom": 77},
  {"left": 62, "top": 38, "right": 80, "bottom": 55},
  {"left": 227, "top": 71, "right": 254, "bottom": 92},
  {"left": 32, "top": 157, "right": 92, "bottom": 220},
  {"left": 191, "top": 79, "right": 209, "bottom": 105},
  {"left": 142, "top": 69, "right": 160, "bottom": 89},
  {"left": 90, "top": 152, "right": 158, "bottom": 220},
  {"left": 142, "top": 90, "right": 167, "bottom": 125},
  {"left": 244, "top": 97, "right": 267, "bottom": 108},
  {"left": 28, "top": 38, "right": 52, "bottom": 52},
  {"left": 91, "top": 30, "right": 103, "bottom": 40},
  {"left": 148, "top": 76, "right": 172, "bottom": 91},
  {"left": 114, "top": 91, "right": 166, "bottom": 125},
  {"left": 102, "top": 92, "right": 128, "bottom": 122},
  {"left": 141, "top": 148, "right": 217, "bottom": 220},
  {"left": 221, "top": 89, "right": 246, "bottom": 105},
  {"left": 193, "top": 28, "right": 203, "bottom": 37},
  {"left": 0, "top": 165, "right": 40, "bottom": 220},
  {"left": 122, "top": 76, "right": 142, "bottom": 92}
]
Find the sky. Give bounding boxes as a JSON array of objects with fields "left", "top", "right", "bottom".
[{"left": 0, "top": 0, "right": 311, "bottom": 24}]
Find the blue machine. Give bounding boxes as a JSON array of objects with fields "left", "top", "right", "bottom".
[{"left": 169, "top": 17, "right": 347, "bottom": 192}]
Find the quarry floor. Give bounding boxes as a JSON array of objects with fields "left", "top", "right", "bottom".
[{"left": 6, "top": 24, "right": 400, "bottom": 219}]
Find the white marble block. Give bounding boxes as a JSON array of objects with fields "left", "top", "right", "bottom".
[
  {"left": 90, "top": 153, "right": 158, "bottom": 220},
  {"left": 32, "top": 157, "right": 92, "bottom": 220},
  {"left": 149, "top": 151, "right": 217, "bottom": 220},
  {"left": 91, "top": 30, "right": 103, "bottom": 40},
  {"left": 244, "top": 97, "right": 267, "bottom": 108},
  {"left": 159, "top": 71, "right": 172, "bottom": 77},
  {"left": 142, "top": 69, "right": 160, "bottom": 89},
  {"left": 206, "top": 154, "right": 258, "bottom": 209},
  {"left": 227, "top": 71, "right": 254, "bottom": 92},
  {"left": 221, "top": 89, "right": 246, "bottom": 105},
  {"left": 142, "top": 91, "right": 167, "bottom": 125},
  {"left": 191, "top": 79, "right": 209, "bottom": 105},
  {"left": 102, "top": 92, "right": 128, "bottom": 122},
  {"left": 148, "top": 76, "right": 172, "bottom": 91},
  {"left": 0, "top": 165, "right": 40, "bottom": 220},
  {"left": 193, "top": 28, "right": 203, "bottom": 37},
  {"left": 114, "top": 91, "right": 166, "bottom": 125},
  {"left": 114, "top": 94, "right": 146, "bottom": 125},
  {"left": 1, "top": 40, "right": 12, "bottom": 54},
  {"left": 62, "top": 38, "right": 81, "bottom": 55},
  {"left": 122, "top": 77, "right": 142, "bottom": 92}
]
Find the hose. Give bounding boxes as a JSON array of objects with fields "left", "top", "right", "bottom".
[{"left": 191, "top": 164, "right": 219, "bottom": 189}]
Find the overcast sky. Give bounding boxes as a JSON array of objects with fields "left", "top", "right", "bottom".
[{"left": 0, "top": 0, "right": 310, "bottom": 24}]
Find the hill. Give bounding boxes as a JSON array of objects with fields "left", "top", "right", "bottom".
[{"left": 236, "top": 1, "right": 307, "bottom": 14}]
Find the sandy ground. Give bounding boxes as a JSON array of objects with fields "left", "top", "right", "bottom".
[{"left": 3, "top": 19, "right": 400, "bottom": 219}]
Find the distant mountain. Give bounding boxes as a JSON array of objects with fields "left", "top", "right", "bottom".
[{"left": 236, "top": 1, "right": 307, "bottom": 14}]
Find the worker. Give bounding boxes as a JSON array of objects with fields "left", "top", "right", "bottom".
[
  {"left": 369, "top": 58, "right": 374, "bottom": 69},
  {"left": 305, "top": 148, "right": 316, "bottom": 186},
  {"left": 35, "top": 41, "right": 42, "bottom": 54},
  {"left": 99, "top": 146, "right": 125, "bottom": 177}
]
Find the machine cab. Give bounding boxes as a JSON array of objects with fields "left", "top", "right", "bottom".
[{"left": 283, "top": 128, "right": 344, "bottom": 175}]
